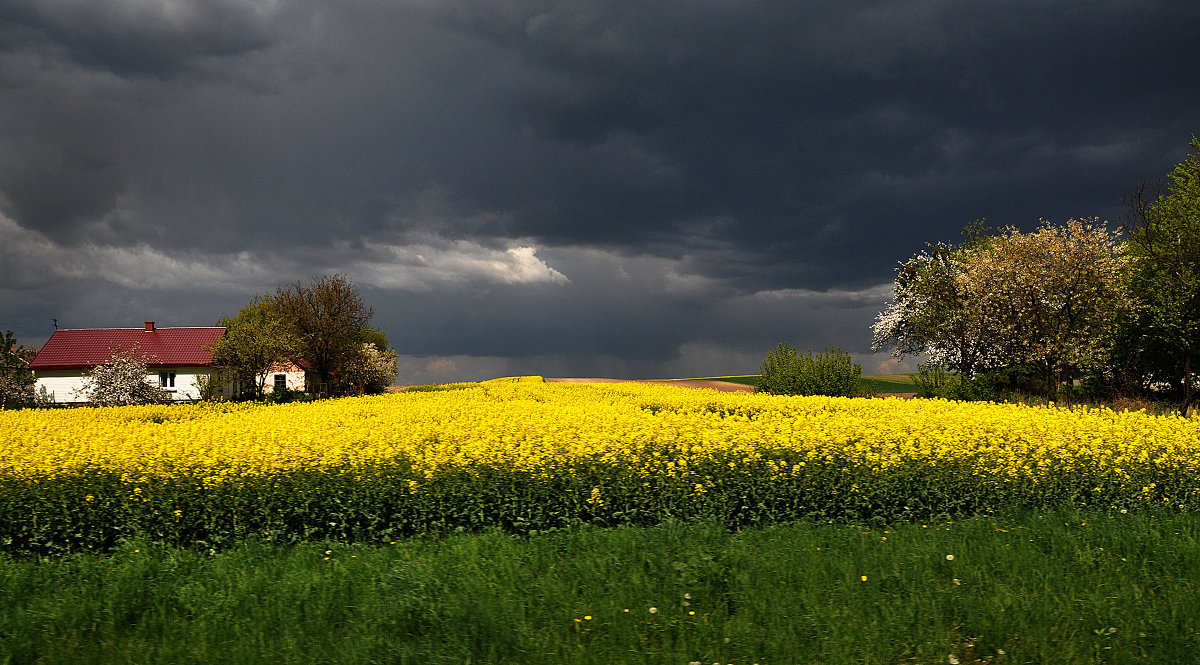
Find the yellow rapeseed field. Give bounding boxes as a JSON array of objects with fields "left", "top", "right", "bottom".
[
  {"left": 3, "top": 380, "right": 1198, "bottom": 554},
  {"left": 3, "top": 381, "right": 1198, "bottom": 483}
]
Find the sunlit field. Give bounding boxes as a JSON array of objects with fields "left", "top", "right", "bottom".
[{"left": 2, "top": 378, "right": 1198, "bottom": 555}]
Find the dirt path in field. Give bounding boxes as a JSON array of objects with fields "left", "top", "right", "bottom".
[
  {"left": 544, "top": 377, "right": 755, "bottom": 392},
  {"left": 392, "top": 379, "right": 915, "bottom": 397},
  {"left": 546, "top": 378, "right": 918, "bottom": 398},
  {"left": 387, "top": 379, "right": 752, "bottom": 393}
]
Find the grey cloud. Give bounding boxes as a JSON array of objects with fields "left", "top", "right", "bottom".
[
  {"left": 0, "top": 0, "right": 280, "bottom": 79},
  {"left": 366, "top": 245, "right": 890, "bottom": 364},
  {"left": 2, "top": 0, "right": 1199, "bottom": 380}
]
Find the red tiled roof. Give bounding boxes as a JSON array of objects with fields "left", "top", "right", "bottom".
[{"left": 29, "top": 326, "right": 226, "bottom": 370}]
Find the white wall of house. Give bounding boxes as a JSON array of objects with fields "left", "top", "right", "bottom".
[
  {"left": 33, "top": 370, "right": 85, "bottom": 404},
  {"left": 152, "top": 367, "right": 214, "bottom": 401},
  {"left": 34, "top": 367, "right": 217, "bottom": 403},
  {"left": 263, "top": 366, "right": 306, "bottom": 393}
]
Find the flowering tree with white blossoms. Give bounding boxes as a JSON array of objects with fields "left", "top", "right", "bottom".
[
  {"left": 871, "top": 224, "right": 1006, "bottom": 379},
  {"left": 340, "top": 343, "right": 398, "bottom": 395},
  {"left": 965, "top": 218, "right": 1127, "bottom": 399},
  {"left": 73, "top": 346, "right": 172, "bottom": 406},
  {"left": 873, "top": 219, "right": 1126, "bottom": 401}
]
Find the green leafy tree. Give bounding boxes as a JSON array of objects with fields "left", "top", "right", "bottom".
[
  {"left": 355, "top": 327, "right": 391, "bottom": 353},
  {"left": 1124, "top": 137, "right": 1200, "bottom": 414},
  {"left": 758, "top": 343, "right": 864, "bottom": 397},
  {"left": 210, "top": 297, "right": 295, "bottom": 400},
  {"left": 1, "top": 330, "right": 39, "bottom": 409},
  {"left": 270, "top": 274, "right": 374, "bottom": 397},
  {"left": 72, "top": 346, "right": 171, "bottom": 406}
]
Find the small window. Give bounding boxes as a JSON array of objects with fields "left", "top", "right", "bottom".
[
  {"left": 158, "top": 372, "right": 176, "bottom": 388},
  {"left": 274, "top": 374, "right": 286, "bottom": 391}
]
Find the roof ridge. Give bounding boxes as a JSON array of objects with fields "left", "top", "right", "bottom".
[
  {"left": 29, "top": 326, "right": 227, "bottom": 370},
  {"left": 53, "top": 326, "right": 226, "bottom": 330}
]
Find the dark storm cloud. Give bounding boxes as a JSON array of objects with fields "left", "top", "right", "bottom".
[
  {"left": 416, "top": 0, "right": 1200, "bottom": 286},
  {"left": 2, "top": 0, "right": 1199, "bottom": 380},
  {"left": 0, "top": 0, "right": 275, "bottom": 79}
]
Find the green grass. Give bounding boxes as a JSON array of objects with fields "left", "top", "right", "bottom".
[
  {"left": 3, "top": 508, "right": 1198, "bottom": 664},
  {"left": 862, "top": 373, "right": 919, "bottom": 394}
]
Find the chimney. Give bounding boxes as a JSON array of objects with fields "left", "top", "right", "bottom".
[{"left": 145, "top": 321, "right": 155, "bottom": 332}]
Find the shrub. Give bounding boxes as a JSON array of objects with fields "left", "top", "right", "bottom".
[
  {"left": 263, "top": 387, "right": 312, "bottom": 404},
  {"left": 757, "top": 343, "right": 865, "bottom": 397}
]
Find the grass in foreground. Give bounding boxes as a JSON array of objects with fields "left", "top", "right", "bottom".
[{"left": 3, "top": 508, "right": 1197, "bottom": 665}]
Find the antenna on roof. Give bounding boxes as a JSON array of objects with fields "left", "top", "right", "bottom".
[{"left": 52, "top": 318, "right": 58, "bottom": 330}]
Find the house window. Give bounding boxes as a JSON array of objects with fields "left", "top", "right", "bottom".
[
  {"left": 159, "top": 372, "right": 176, "bottom": 388},
  {"left": 274, "top": 374, "right": 286, "bottom": 391}
]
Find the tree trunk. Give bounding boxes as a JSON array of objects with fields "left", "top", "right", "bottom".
[{"left": 1182, "top": 355, "right": 1194, "bottom": 418}]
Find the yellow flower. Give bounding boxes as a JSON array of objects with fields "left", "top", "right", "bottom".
[{"left": 4, "top": 380, "right": 1199, "bottom": 547}]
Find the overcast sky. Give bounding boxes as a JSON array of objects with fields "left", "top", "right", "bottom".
[{"left": 3, "top": 0, "right": 1199, "bottom": 383}]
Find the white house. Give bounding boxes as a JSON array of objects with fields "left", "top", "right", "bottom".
[
  {"left": 262, "top": 359, "right": 307, "bottom": 394},
  {"left": 29, "top": 321, "right": 226, "bottom": 403}
]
